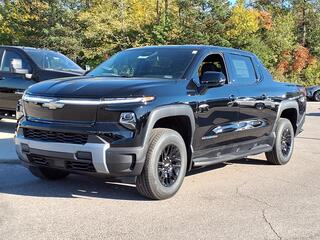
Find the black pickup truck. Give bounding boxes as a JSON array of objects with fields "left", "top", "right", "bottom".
[
  {"left": 0, "top": 46, "right": 84, "bottom": 119},
  {"left": 15, "top": 45, "right": 306, "bottom": 200}
]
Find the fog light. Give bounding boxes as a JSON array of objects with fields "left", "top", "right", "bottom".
[
  {"left": 119, "top": 112, "right": 136, "bottom": 130},
  {"left": 21, "top": 143, "right": 30, "bottom": 153}
]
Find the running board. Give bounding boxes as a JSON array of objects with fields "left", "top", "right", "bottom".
[{"left": 192, "top": 144, "right": 272, "bottom": 167}]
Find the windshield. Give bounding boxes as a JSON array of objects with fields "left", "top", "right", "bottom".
[
  {"left": 89, "top": 48, "right": 198, "bottom": 79},
  {"left": 25, "top": 49, "right": 83, "bottom": 72}
]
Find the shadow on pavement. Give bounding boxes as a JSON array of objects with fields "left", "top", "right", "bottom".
[
  {"left": 229, "top": 158, "right": 270, "bottom": 165},
  {"left": 306, "top": 112, "right": 320, "bottom": 117},
  {"left": 297, "top": 136, "right": 320, "bottom": 141},
  {"left": 0, "top": 137, "right": 18, "bottom": 161},
  {"left": 0, "top": 157, "right": 268, "bottom": 200},
  {"left": 0, "top": 164, "right": 146, "bottom": 201},
  {"left": 0, "top": 120, "right": 16, "bottom": 134},
  {"left": 187, "top": 157, "right": 270, "bottom": 177},
  {"left": 187, "top": 163, "right": 226, "bottom": 176}
]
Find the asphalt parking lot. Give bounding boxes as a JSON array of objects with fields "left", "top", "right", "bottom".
[{"left": 0, "top": 102, "right": 320, "bottom": 240}]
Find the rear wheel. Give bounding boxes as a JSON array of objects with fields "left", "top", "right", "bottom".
[
  {"left": 29, "top": 166, "right": 69, "bottom": 180},
  {"left": 266, "top": 118, "right": 294, "bottom": 165},
  {"left": 313, "top": 90, "right": 320, "bottom": 102},
  {"left": 136, "top": 128, "right": 187, "bottom": 200}
]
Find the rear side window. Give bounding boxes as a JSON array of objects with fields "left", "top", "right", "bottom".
[
  {"left": 0, "top": 50, "right": 31, "bottom": 72},
  {"left": 229, "top": 54, "right": 257, "bottom": 85}
]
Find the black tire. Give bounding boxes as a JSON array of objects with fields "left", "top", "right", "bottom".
[
  {"left": 266, "top": 118, "right": 294, "bottom": 165},
  {"left": 136, "top": 128, "right": 187, "bottom": 200},
  {"left": 313, "top": 90, "right": 320, "bottom": 102},
  {"left": 29, "top": 166, "right": 69, "bottom": 180}
]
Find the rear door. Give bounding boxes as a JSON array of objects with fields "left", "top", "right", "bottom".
[
  {"left": 0, "top": 49, "right": 35, "bottom": 111},
  {"left": 225, "top": 53, "right": 272, "bottom": 142}
]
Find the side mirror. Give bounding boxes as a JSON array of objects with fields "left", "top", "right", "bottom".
[
  {"left": 25, "top": 73, "right": 33, "bottom": 79},
  {"left": 84, "top": 65, "right": 91, "bottom": 75},
  {"left": 200, "top": 71, "right": 226, "bottom": 87},
  {"left": 10, "top": 59, "right": 30, "bottom": 74}
]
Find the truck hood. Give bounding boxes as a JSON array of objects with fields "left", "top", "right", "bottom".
[{"left": 26, "top": 76, "right": 177, "bottom": 98}]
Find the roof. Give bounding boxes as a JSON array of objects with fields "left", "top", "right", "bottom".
[
  {"left": 1, "top": 44, "right": 254, "bottom": 56},
  {"left": 127, "top": 44, "right": 252, "bottom": 55},
  {"left": 0, "top": 45, "right": 54, "bottom": 53}
]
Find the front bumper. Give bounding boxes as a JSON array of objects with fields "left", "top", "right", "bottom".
[{"left": 15, "top": 132, "right": 145, "bottom": 176}]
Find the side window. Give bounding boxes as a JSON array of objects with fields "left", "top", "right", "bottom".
[
  {"left": 0, "top": 50, "right": 32, "bottom": 72},
  {"left": 229, "top": 54, "right": 257, "bottom": 85},
  {"left": 197, "top": 54, "right": 228, "bottom": 83}
]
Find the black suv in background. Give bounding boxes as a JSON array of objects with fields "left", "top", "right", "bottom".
[
  {"left": 0, "top": 46, "right": 84, "bottom": 119},
  {"left": 16, "top": 45, "right": 306, "bottom": 200}
]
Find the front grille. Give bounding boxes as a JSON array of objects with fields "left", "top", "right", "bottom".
[
  {"left": 27, "top": 154, "right": 96, "bottom": 172},
  {"left": 23, "top": 128, "right": 88, "bottom": 145}
]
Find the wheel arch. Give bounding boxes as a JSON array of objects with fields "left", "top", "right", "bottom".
[
  {"left": 143, "top": 105, "right": 196, "bottom": 170},
  {"left": 274, "top": 100, "right": 299, "bottom": 135}
]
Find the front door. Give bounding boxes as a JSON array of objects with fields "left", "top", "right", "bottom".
[
  {"left": 192, "top": 53, "right": 239, "bottom": 160},
  {"left": 0, "top": 49, "right": 35, "bottom": 111}
]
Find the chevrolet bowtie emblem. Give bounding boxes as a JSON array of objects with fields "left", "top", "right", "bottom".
[{"left": 42, "top": 101, "right": 65, "bottom": 110}]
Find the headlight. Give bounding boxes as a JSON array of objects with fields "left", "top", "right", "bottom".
[{"left": 119, "top": 112, "right": 136, "bottom": 130}]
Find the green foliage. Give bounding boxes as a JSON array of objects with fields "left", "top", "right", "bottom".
[
  {"left": 0, "top": 0, "right": 320, "bottom": 86},
  {"left": 0, "top": 0, "right": 82, "bottom": 59},
  {"left": 302, "top": 62, "right": 320, "bottom": 86}
]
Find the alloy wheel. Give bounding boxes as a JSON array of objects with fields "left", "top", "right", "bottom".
[
  {"left": 281, "top": 128, "right": 292, "bottom": 157},
  {"left": 157, "top": 144, "right": 182, "bottom": 187}
]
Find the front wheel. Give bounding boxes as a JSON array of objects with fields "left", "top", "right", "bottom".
[
  {"left": 136, "top": 128, "right": 187, "bottom": 200},
  {"left": 313, "top": 90, "right": 320, "bottom": 102},
  {"left": 266, "top": 118, "right": 294, "bottom": 165},
  {"left": 29, "top": 166, "right": 70, "bottom": 180}
]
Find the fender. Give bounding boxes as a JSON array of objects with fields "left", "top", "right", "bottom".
[
  {"left": 272, "top": 99, "right": 299, "bottom": 133},
  {"left": 142, "top": 104, "right": 196, "bottom": 148},
  {"left": 87, "top": 104, "right": 196, "bottom": 176}
]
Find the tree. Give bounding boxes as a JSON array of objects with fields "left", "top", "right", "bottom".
[
  {"left": 226, "top": 0, "right": 260, "bottom": 48},
  {"left": 0, "top": 0, "right": 81, "bottom": 59},
  {"left": 0, "top": 0, "right": 319, "bottom": 86}
]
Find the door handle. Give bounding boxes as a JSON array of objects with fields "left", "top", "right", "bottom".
[
  {"left": 228, "top": 95, "right": 237, "bottom": 107},
  {"left": 199, "top": 103, "right": 209, "bottom": 113},
  {"left": 229, "top": 94, "right": 236, "bottom": 101}
]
